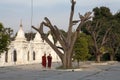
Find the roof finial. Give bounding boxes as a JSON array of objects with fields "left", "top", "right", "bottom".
[{"left": 20, "top": 19, "right": 22, "bottom": 27}]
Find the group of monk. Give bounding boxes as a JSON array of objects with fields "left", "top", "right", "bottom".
[{"left": 42, "top": 53, "right": 52, "bottom": 69}]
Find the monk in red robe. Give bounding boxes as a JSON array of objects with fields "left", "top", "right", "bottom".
[
  {"left": 42, "top": 53, "right": 46, "bottom": 68},
  {"left": 47, "top": 54, "right": 52, "bottom": 68}
]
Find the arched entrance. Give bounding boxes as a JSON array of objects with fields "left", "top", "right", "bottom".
[
  {"left": 27, "top": 51, "right": 29, "bottom": 61},
  {"left": 13, "top": 50, "right": 17, "bottom": 62},
  {"left": 33, "top": 51, "right": 35, "bottom": 60}
]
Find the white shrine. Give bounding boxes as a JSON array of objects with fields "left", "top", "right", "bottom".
[{"left": 0, "top": 23, "right": 61, "bottom": 67}]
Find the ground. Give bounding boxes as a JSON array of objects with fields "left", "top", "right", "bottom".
[{"left": 0, "top": 62, "right": 120, "bottom": 80}]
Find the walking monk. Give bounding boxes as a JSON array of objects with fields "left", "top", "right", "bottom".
[
  {"left": 47, "top": 54, "right": 52, "bottom": 68},
  {"left": 42, "top": 53, "right": 46, "bottom": 68}
]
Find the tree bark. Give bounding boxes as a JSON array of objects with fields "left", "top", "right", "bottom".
[
  {"left": 110, "top": 54, "right": 114, "bottom": 61},
  {"left": 96, "top": 54, "right": 101, "bottom": 63},
  {"left": 62, "top": 50, "right": 72, "bottom": 68}
]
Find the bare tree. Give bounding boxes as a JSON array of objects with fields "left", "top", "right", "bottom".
[{"left": 32, "top": 0, "right": 91, "bottom": 68}]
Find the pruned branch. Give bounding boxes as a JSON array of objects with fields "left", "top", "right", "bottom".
[
  {"left": 32, "top": 21, "right": 64, "bottom": 59},
  {"left": 77, "top": 12, "right": 92, "bottom": 32},
  {"left": 72, "top": 20, "right": 80, "bottom": 25},
  {"left": 79, "top": 12, "right": 92, "bottom": 22},
  {"left": 71, "top": 0, "right": 76, "bottom": 11},
  {"left": 66, "top": 0, "right": 76, "bottom": 47}
]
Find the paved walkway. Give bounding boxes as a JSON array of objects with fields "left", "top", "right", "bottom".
[{"left": 0, "top": 62, "right": 120, "bottom": 80}]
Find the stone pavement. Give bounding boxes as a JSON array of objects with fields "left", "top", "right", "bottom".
[{"left": 0, "top": 62, "right": 120, "bottom": 80}]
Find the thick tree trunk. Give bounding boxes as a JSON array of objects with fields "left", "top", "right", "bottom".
[
  {"left": 67, "top": 54, "right": 72, "bottom": 68},
  {"left": 63, "top": 52, "right": 72, "bottom": 69},
  {"left": 110, "top": 54, "right": 114, "bottom": 61},
  {"left": 96, "top": 54, "right": 101, "bottom": 63}
]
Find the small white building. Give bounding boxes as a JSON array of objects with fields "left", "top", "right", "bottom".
[{"left": 0, "top": 24, "right": 61, "bottom": 67}]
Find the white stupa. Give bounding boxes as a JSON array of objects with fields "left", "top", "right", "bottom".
[
  {"left": 15, "top": 23, "right": 26, "bottom": 42},
  {"left": 0, "top": 23, "right": 61, "bottom": 67}
]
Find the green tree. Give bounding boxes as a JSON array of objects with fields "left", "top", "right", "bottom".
[
  {"left": 5, "top": 28, "right": 14, "bottom": 41},
  {"left": 25, "top": 32, "right": 36, "bottom": 41},
  {"left": 114, "top": 11, "right": 120, "bottom": 61},
  {"left": 93, "top": 6, "right": 112, "bottom": 20},
  {"left": 73, "top": 33, "right": 90, "bottom": 66},
  {"left": 83, "top": 7, "right": 113, "bottom": 62},
  {"left": 106, "top": 12, "right": 120, "bottom": 61},
  {"left": 0, "top": 23, "right": 10, "bottom": 54}
]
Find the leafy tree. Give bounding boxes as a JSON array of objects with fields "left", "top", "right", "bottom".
[
  {"left": 114, "top": 11, "right": 120, "bottom": 61},
  {"left": 25, "top": 32, "right": 36, "bottom": 41},
  {"left": 93, "top": 6, "right": 112, "bottom": 20},
  {"left": 73, "top": 33, "right": 90, "bottom": 66},
  {"left": 85, "top": 21, "right": 111, "bottom": 62},
  {"left": 32, "top": 0, "right": 91, "bottom": 68},
  {"left": 106, "top": 12, "right": 120, "bottom": 61},
  {"left": 83, "top": 7, "right": 113, "bottom": 62},
  {"left": 0, "top": 23, "right": 10, "bottom": 54},
  {"left": 4, "top": 28, "right": 14, "bottom": 41},
  {"left": 114, "top": 11, "right": 120, "bottom": 21}
]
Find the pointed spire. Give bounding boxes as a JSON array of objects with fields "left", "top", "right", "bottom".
[
  {"left": 20, "top": 19, "right": 22, "bottom": 27},
  {"left": 15, "top": 20, "right": 26, "bottom": 41}
]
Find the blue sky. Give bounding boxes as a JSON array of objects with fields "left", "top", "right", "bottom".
[{"left": 0, "top": 0, "right": 120, "bottom": 34}]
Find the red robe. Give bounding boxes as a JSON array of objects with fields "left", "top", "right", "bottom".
[
  {"left": 42, "top": 56, "right": 46, "bottom": 68},
  {"left": 47, "top": 56, "right": 52, "bottom": 68}
]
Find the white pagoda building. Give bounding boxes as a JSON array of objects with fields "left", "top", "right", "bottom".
[{"left": 0, "top": 23, "right": 61, "bottom": 67}]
